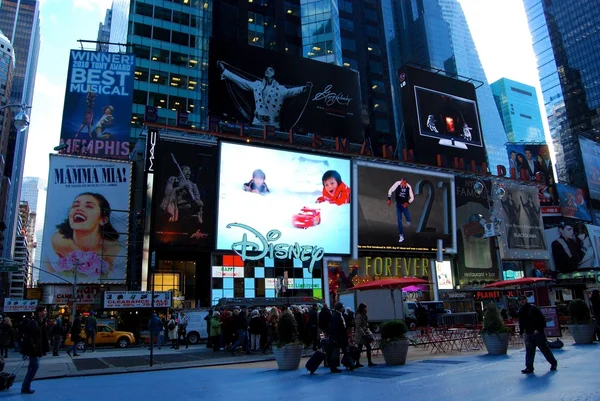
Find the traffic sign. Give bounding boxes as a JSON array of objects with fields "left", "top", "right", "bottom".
[{"left": 0, "top": 261, "right": 20, "bottom": 272}]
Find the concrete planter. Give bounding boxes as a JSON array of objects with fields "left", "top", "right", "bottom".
[
  {"left": 273, "top": 344, "right": 303, "bottom": 371},
  {"left": 568, "top": 324, "right": 596, "bottom": 344},
  {"left": 482, "top": 333, "right": 510, "bottom": 355},
  {"left": 381, "top": 339, "right": 410, "bottom": 365}
]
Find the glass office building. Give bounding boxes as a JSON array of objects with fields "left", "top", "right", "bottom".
[
  {"left": 301, "top": 0, "right": 342, "bottom": 65},
  {"left": 491, "top": 78, "right": 545, "bottom": 143},
  {"left": 524, "top": 0, "right": 600, "bottom": 188}
]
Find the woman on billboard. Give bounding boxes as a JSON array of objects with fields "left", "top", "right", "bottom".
[{"left": 45, "top": 192, "right": 121, "bottom": 279}]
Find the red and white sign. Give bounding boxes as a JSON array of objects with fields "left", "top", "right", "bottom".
[
  {"left": 4, "top": 298, "right": 38, "bottom": 313},
  {"left": 104, "top": 291, "right": 172, "bottom": 309},
  {"left": 541, "top": 206, "right": 561, "bottom": 217},
  {"left": 212, "top": 266, "right": 244, "bottom": 278}
]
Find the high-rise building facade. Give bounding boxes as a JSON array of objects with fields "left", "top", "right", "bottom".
[
  {"left": 524, "top": 0, "right": 600, "bottom": 188},
  {"left": 384, "top": 0, "right": 509, "bottom": 172},
  {"left": 491, "top": 78, "right": 545, "bottom": 143},
  {"left": 20, "top": 176, "right": 39, "bottom": 212},
  {"left": 300, "top": 0, "right": 342, "bottom": 65},
  {"left": 0, "top": 0, "right": 41, "bottom": 259},
  {"left": 8, "top": 201, "right": 30, "bottom": 298},
  {"left": 96, "top": 7, "right": 112, "bottom": 52}
]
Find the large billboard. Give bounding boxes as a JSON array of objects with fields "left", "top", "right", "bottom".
[
  {"left": 545, "top": 222, "right": 600, "bottom": 274},
  {"left": 208, "top": 38, "right": 363, "bottom": 142},
  {"left": 59, "top": 50, "right": 135, "bottom": 159},
  {"left": 579, "top": 136, "right": 600, "bottom": 201},
  {"left": 556, "top": 184, "right": 592, "bottom": 221},
  {"left": 498, "top": 183, "right": 548, "bottom": 260},
  {"left": 399, "top": 65, "right": 487, "bottom": 170},
  {"left": 505, "top": 143, "right": 557, "bottom": 206},
  {"left": 356, "top": 161, "right": 456, "bottom": 252},
  {"left": 216, "top": 142, "right": 351, "bottom": 259},
  {"left": 455, "top": 177, "right": 499, "bottom": 287},
  {"left": 40, "top": 155, "right": 131, "bottom": 284},
  {"left": 152, "top": 140, "right": 217, "bottom": 249}
]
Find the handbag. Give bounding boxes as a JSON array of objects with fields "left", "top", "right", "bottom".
[{"left": 362, "top": 334, "right": 374, "bottom": 344}]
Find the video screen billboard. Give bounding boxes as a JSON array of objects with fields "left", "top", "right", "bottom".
[
  {"left": 505, "top": 143, "right": 557, "bottom": 206},
  {"left": 556, "top": 184, "right": 592, "bottom": 221},
  {"left": 216, "top": 142, "right": 351, "bottom": 256},
  {"left": 455, "top": 177, "right": 499, "bottom": 287},
  {"left": 356, "top": 161, "right": 456, "bottom": 252},
  {"left": 399, "top": 65, "right": 487, "bottom": 169},
  {"left": 546, "top": 223, "right": 600, "bottom": 274},
  {"left": 498, "top": 183, "right": 548, "bottom": 260},
  {"left": 579, "top": 136, "right": 600, "bottom": 201},
  {"left": 40, "top": 155, "right": 131, "bottom": 284},
  {"left": 152, "top": 140, "right": 218, "bottom": 249},
  {"left": 208, "top": 38, "right": 363, "bottom": 142},
  {"left": 59, "top": 50, "right": 135, "bottom": 159}
]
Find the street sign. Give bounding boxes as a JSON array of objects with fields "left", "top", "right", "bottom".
[{"left": 0, "top": 261, "right": 20, "bottom": 272}]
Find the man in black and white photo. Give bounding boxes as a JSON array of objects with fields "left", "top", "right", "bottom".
[{"left": 218, "top": 61, "right": 312, "bottom": 129}]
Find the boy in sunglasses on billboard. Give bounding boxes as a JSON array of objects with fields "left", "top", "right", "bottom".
[{"left": 387, "top": 178, "right": 414, "bottom": 243}]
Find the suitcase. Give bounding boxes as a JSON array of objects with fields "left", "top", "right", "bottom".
[
  {"left": 348, "top": 345, "right": 361, "bottom": 362},
  {"left": 341, "top": 352, "right": 355, "bottom": 370},
  {"left": 0, "top": 356, "right": 28, "bottom": 391},
  {"left": 305, "top": 350, "right": 326, "bottom": 374},
  {"left": 547, "top": 339, "right": 564, "bottom": 349}
]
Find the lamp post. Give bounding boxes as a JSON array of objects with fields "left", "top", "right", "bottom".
[{"left": 0, "top": 103, "right": 30, "bottom": 131}]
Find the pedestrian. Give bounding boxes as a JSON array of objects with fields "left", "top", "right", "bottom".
[
  {"left": 249, "top": 310, "right": 262, "bottom": 351},
  {"left": 318, "top": 303, "right": 332, "bottom": 337},
  {"left": 178, "top": 311, "right": 189, "bottom": 349},
  {"left": 229, "top": 307, "right": 250, "bottom": 355},
  {"left": 589, "top": 290, "right": 600, "bottom": 341},
  {"left": 0, "top": 317, "right": 13, "bottom": 358},
  {"left": 148, "top": 312, "right": 163, "bottom": 350},
  {"left": 329, "top": 302, "right": 352, "bottom": 373},
  {"left": 308, "top": 303, "right": 319, "bottom": 351},
  {"left": 67, "top": 314, "right": 81, "bottom": 357},
  {"left": 83, "top": 311, "right": 97, "bottom": 352},
  {"left": 210, "top": 312, "right": 222, "bottom": 352},
  {"left": 204, "top": 309, "right": 213, "bottom": 348},
  {"left": 518, "top": 295, "right": 557, "bottom": 374},
  {"left": 167, "top": 314, "right": 178, "bottom": 349},
  {"left": 21, "top": 306, "right": 50, "bottom": 394},
  {"left": 50, "top": 318, "right": 64, "bottom": 356},
  {"left": 354, "top": 303, "right": 376, "bottom": 367}
]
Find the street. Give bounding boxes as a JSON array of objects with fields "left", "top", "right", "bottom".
[{"left": 3, "top": 340, "right": 599, "bottom": 400}]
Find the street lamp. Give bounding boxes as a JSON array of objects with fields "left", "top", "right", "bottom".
[{"left": 0, "top": 103, "right": 31, "bottom": 132}]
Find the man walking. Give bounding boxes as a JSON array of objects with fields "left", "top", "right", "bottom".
[
  {"left": 518, "top": 295, "right": 557, "bottom": 374},
  {"left": 178, "top": 311, "right": 189, "bottom": 349},
  {"left": 387, "top": 178, "right": 414, "bottom": 243},
  {"left": 148, "top": 312, "right": 163, "bottom": 350},
  {"left": 84, "top": 311, "right": 98, "bottom": 352},
  {"left": 21, "top": 306, "right": 49, "bottom": 394}
]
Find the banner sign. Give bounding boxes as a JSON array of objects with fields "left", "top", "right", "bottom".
[
  {"left": 556, "top": 184, "right": 591, "bottom": 221},
  {"left": 498, "top": 183, "right": 548, "bottom": 260},
  {"left": 356, "top": 161, "right": 456, "bottom": 253},
  {"left": 454, "top": 177, "right": 499, "bottom": 287},
  {"left": 540, "top": 306, "right": 561, "bottom": 337},
  {"left": 546, "top": 223, "right": 600, "bottom": 273},
  {"left": 59, "top": 50, "right": 135, "bottom": 159},
  {"left": 40, "top": 155, "right": 131, "bottom": 284},
  {"left": 3, "top": 299, "right": 38, "bottom": 313},
  {"left": 208, "top": 38, "right": 363, "bottom": 142},
  {"left": 579, "top": 136, "right": 600, "bottom": 201},
  {"left": 104, "top": 291, "right": 172, "bottom": 308}
]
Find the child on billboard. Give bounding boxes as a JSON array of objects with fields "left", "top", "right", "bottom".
[
  {"left": 243, "top": 169, "right": 270, "bottom": 195},
  {"left": 387, "top": 178, "right": 414, "bottom": 243},
  {"left": 316, "top": 170, "right": 350, "bottom": 205}
]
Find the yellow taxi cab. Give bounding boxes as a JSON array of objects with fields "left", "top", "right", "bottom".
[{"left": 64, "top": 324, "right": 135, "bottom": 349}]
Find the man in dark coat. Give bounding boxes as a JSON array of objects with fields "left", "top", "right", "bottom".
[
  {"left": 67, "top": 314, "right": 82, "bottom": 357},
  {"left": 318, "top": 303, "right": 332, "bottom": 337},
  {"left": 21, "top": 306, "right": 50, "bottom": 394},
  {"left": 518, "top": 295, "right": 557, "bottom": 374},
  {"left": 308, "top": 304, "right": 319, "bottom": 351},
  {"left": 328, "top": 302, "right": 352, "bottom": 373}
]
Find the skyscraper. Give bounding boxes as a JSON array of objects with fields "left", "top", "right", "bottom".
[
  {"left": 524, "top": 0, "right": 600, "bottom": 188},
  {"left": 20, "top": 176, "right": 39, "bottom": 212},
  {"left": 491, "top": 78, "right": 545, "bottom": 143},
  {"left": 96, "top": 7, "right": 112, "bottom": 52},
  {"left": 0, "top": 0, "right": 41, "bottom": 259},
  {"left": 384, "top": 0, "right": 509, "bottom": 172}
]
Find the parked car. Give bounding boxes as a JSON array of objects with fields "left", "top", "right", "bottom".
[
  {"left": 64, "top": 324, "right": 135, "bottom": 349},
  {"left": 292, "top": 207, "right": 321, "bottom": 229}
]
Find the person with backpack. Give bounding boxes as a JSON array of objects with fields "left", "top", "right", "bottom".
[
  {"left": 148, "top": 312, "right": 163, "bottom": 350},
  {"left": 21, "top": 306, "right": 50, "bottom": 394},
  {"left": 167, "top": 314, "right": 178, "bottom": 349},
  {"left": 518, "top": 295, "right": 557, "bottom": 374}
]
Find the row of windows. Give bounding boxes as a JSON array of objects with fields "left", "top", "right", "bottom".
[
  {"left": 132, "top": 89, "right": 203, "bottom": 113},
  {"left": 135, "top": 67, "right": 205, "bottom": 91},
  {"left": 134, "top": 2, "right": 206, "bottom": 27},
  {"left": 131, "top": 44, "right": 207, "bottom": 69},
  {"left": 133, "top": 22, "right": 198, "bottom": 48}
]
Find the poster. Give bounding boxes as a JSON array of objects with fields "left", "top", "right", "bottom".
[
  {"left": 216, "top": 142, "right": 351, "bottom": 256},
  {"left": 505, "top": 143, "right": 557, "bottom": 206},
  {"left": 3, "top": 299, "right": 37, "bottom": 313},
  {"left": 579, "top": 136, "right": 600, "bottom": 201},
  {"left": 556, "top": 184, "right": 591, "bottom": 221},
  {"left": 498, "top": 183, "right": 548, "bottom": 260},
  {"left": 545, "top": 223, "right": 600, "bottom": 273},
  {"left": 59, "top": 50, "right": 135, "bottom": 159},
  {"left": 40, "top": 155, "right": 131, "bottom": 284},
  {"left": 152, "top": 140, "right": 217, "bottom": 249},
  {"left": 455, "top": 177, "right": 499, "bottom": 287},
  {"left": 104, "top": 291, "right": 172, "bottom": 308},
  {"left": 356, "top": 161, "right": 456, "bottom": 252},
  {"left": 208, "top": 38, "right": 363, "bottom": 142}
]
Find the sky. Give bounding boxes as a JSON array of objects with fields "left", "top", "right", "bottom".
[{"left": 22, "top": 0, "right": 546, "bottom": 181}]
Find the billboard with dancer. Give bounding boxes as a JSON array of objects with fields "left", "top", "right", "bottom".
[{"left": 208, "top": 38, "right": 363, "bottom": 142}]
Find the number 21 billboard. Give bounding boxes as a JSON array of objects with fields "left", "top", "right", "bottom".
[{"left": 355, "top": 161, "right": 456, "bottom": 253}]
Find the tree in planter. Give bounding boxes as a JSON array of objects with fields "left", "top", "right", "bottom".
[
  {"left": 380, "top": 319, "right": 410, "bottom": 365},
  {"left": 482, "top": 303, "right": 511, "bottom": 335},
  {"left": 277, "top": 309, "right": 299, "bottom": 346},
  {"left": 567, "top": 299, "right": 595, "bottom": 344},
  {"left": 568, "top": 299, "right": 592, "bottom": 324},
  {"left": 273, "top": 309, "right": 303, "bottom": 371},
  {"left": 380, "top": 319, "right": 408, "bottom": 347}
]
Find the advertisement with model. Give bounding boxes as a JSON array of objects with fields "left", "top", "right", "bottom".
[
  {"left": 208, "top": 38, "right": 363, "bottom": 142},
  {"left": 579, "top": 136, "right": 600, "bottom": 201},
  {"left": 545, "top": 222, "right": 600, "bottom": 274},
  {"left": 399, "top": 65, "right": 487, "bottom": 170},
  {"left": 498, "top": 182, "right": 548, "bottom": 260},
  {"left": 152, "top": 140, "right": 218, "bottom": 249},
  {"left": 556, "top": 184, "right": 592, "bottom": 221},
  {"left": 59, "top": 50, "right": 135, "bottom": 159},
  {"left": 356, "top": 161, "right": 456, "bottom": 252},
  {"left": 216, "top": 142, "right": 351, "bottom": 264},
  {"left": 455, "top": 177, "right": 499, "bottom": 287},
  {"left": 505, "top": 143, "right": 557, "bottom": 206},
  {"left": 40, "top": 155, "right": 131, "bottom": 284}
]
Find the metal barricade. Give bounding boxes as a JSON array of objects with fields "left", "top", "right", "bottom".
[{"left": 437, "top": 312, "right": 478, "bottom": 327}]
